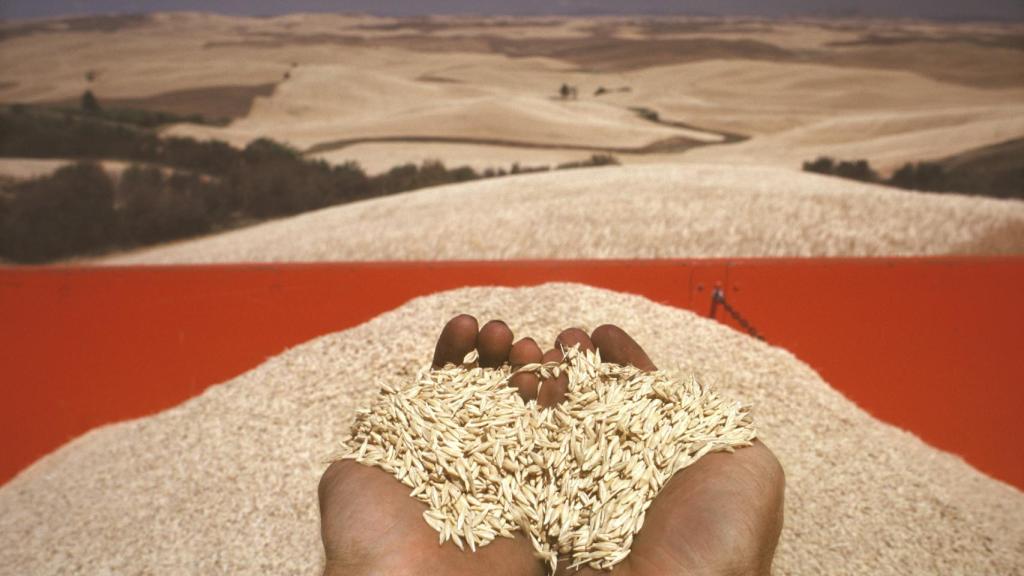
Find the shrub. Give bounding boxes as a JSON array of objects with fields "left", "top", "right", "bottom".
[
  {"left": 802, "top": 153, "right": 1022, "bottom": 200},
  {"left": 0, "top": 162, "right": 116, "bottom": 262},
  {"left": 162, "top": 172, "right": 213, "bottom": 238},
  {"left": 802, "top": 156, "right": 877, "bottom": 183},
  {"left": 630, "top": 107, "right": 660, "bottom": 123},
  {"left": 118, "top": 166, "right": 210, "bottom": 243},
  {"left": 833, "top": 159, "right": 879, "bottom": 183},
  {"left": 162, "top": 136, "right": 240, "bottom": 176},
  {"left": 889, "top": 162, "right": 946, "bottom": 191},
  {"left": 118, "top": 165, "right": 165, "bottom": 243},
  {"left": 510, "top": 162, "right": 550, "bottom": 175},
  {"left": 556, "top": 154, "right": 621, "bottom": 170},
  {"left": 81, "top": 90, "right": 101, "bottom": 114},
  {"left": 802, "top": 156, "right": 835, "bottom": 175},
  {"left": 372, "top": 160, "right": 480, "bottom": 195},
  {"left": 588, "top": 154, "right": 619, "bottom": 166}
]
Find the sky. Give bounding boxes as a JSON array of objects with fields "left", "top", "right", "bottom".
[{"left": 2, "top": 0, "right": 1022, "bottom": 21}]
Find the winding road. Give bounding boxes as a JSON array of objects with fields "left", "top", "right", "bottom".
[{"left": 303, "top": 107, "right": 748, "bottom": 157}]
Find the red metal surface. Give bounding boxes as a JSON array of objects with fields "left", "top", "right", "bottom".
[{"left": 1, "top": 258, "right": 1022, "bottom": 489}]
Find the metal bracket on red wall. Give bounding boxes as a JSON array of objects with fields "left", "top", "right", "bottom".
[{"left": 709, "top": 286, "right": 765, "bottom": 341}]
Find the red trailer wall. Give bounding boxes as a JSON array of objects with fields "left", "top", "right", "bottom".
[{"left": 1, "top": 258, "right": 1022, "bottom": 488}]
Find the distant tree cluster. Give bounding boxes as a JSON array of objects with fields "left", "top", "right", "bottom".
[
  {"left": 373, "top": 160, "right": 479, "bottom": 195},
  {"left": 477, "top": 155, "right": 619, "bottom": 178},
  {"left": 802, "top": 157, "right": 879, "bottom": 183},
  {"left": 630, "top": 108, "right": 660, "bottom": 123},
  {"left": 509, "top": 162, "right": 552, "bottom": 175},
  {"left": 81, "top": 90, "right": 102, "bottom": 114},
  {"left": 887, "top": 162, "right": 947, "bottom": 191},
  {"left": 117, "top": 165, "right": 213, "bottom": 244},
  {"left": 802, "top": 155, "right": 1023, "bottom": 200},
  {"left": 1, "top": 163, "right": 117, "bottom": 262},
  {"left": 556, "top": 154, "right": 620, "bottom": 170},
  {"left": 593, "top": 86, "right": 631, "bottom": 97}
]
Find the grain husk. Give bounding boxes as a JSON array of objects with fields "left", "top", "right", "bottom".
[{"left": 343, "top": 347, "right": 757, "bottom": 571}]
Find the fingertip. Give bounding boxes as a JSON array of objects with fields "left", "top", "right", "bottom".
[
  {"left": 555, "top": 327, "right": 595, "bottom": 353},
  {"left": 510, "top": 337, "right": 543, "bottom": 368},
  {"left": 478, "top": 320, "right": 514, "bottom": 368},
  {"left": 512, "top": 373, "right": 540, "bottom": 402},
  {"left": 538, "top": 348, "right": 568, "bottom": 407},
  {"left": 432, "top": 314, "right": 479, "bottom": 368},
  {"left": 591, "top": 324, "right": 657, "bottom": 371}
]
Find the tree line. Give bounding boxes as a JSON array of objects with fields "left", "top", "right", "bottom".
[
  {"left": 0, "top": 106, "right": 617, "bottom": 263},
  {"left": 802, "top": 155, "right": 1022, "bottom": 200}
]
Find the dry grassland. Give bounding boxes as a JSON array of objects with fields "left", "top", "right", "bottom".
[{"left": 1, "top": 13, "right": 1021, "bottom": 174}]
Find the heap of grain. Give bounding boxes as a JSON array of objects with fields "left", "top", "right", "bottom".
[
  {"left": 0, "top": 285, "right": 1021, "bottom": 575},
  {"left": 344, "top": 347, "right": 756, "bottom": 572}
]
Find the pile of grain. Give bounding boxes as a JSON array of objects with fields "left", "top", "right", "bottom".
[
  {"left": 92, "top": 164, "right": 1024, "bottom": 265},
  {"left": 344, "top": 348, "right": 756, "bottom": 572},
  {"left": 0, "top": 284, "right": 1021, "bottom": 575}
]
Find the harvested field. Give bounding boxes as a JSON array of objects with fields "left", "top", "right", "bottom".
[
  {"left": 87, "top": 83, "right": 277, "bottom": 121},
  {"left": 0, "top": 14, "right": 153, "bottom": 43},
  {"left": 824, "top": 43, "right": 1024, "bottom": 90},
  {"left": 297, "top": 96, "right": 730, "bottom": 156},
  {"left": 197, "top": 20, "right": 1024, "bottom": 87},
  {"left": 681, "top": 102, "right": 1024, "bottom": 173},
  {"left": 1, "top": 284, "right": 1020, "bottom": 575},
  {"left": 92, "top": 164, "right": 1024, "bottom": 265},
  {"left": 2, "top": 14, "right": 1021, "bottom": 173},
  {"left": 304, "top": 133, "right": 706, "bottom": 156}
]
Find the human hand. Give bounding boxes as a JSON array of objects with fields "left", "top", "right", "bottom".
[{"left": 318, "top": 316, "right": 785, "bottom": 576}]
